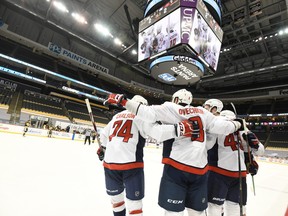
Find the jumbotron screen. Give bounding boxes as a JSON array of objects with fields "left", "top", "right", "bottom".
[
  {"left": 138, "top": 8, "right": 181, "bottom": 62},
  {"left": 138, "top": 0, "right": 223, "bottom": 71},
  {"left": 188, "top": 9, "right": 222, "bottom": 71}
]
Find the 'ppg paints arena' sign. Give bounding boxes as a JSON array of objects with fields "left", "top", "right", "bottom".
[
  {"left": 150, "top": 55, "right": 204, "bottom": 85},
  {"left": 48, "top": 42, "right": 109, "bottom": 74}
]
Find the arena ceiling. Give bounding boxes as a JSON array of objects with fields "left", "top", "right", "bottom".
[{"left": 1, "top": 0, "right": 288, "bottom": 102}]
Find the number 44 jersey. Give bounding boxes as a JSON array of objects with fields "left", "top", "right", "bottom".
[{"left": 207, "top": 131, "right": 247, "bottom": 177}]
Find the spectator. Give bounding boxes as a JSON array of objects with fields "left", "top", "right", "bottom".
[{"left": 84, "top": 128, "right": 92, "bottom": 145}]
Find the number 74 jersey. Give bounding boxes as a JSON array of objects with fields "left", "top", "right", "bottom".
[{"left": 100, "top": 110, "right": 178, "bottom": 170}]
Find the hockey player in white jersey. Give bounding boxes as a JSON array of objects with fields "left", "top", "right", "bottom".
[
  {"left": 203, "top": 99, "right": 223, "bottom": 117},
  {"left": 203, "top": 99, "right": 264, "bottom": 216},
  {"left": 104, "top": 90, "right": 245, "bottom": 216},
  {"left": 206, "top": 109, "right": 247, "bottom": 216},
  {"left": 239, "top": 125, "right": 265, "bottom": 216},
  {"left": 98, "top": 95, "right": 195, "bottom": 216}
]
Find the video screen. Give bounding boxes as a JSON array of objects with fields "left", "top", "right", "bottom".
[
  {"left": 188, "top": 9, "right": 221, "bottom": 71},
  {"left": 138, "top": 8, "right": 181, "bottom": 62},
  {"left": 139, "top": 0, "right": 180, "bottom": 32},
  {"left": 196, "top": 0, "right": 223, "bottom": 41}
]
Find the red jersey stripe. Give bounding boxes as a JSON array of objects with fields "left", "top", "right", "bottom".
[
  {"left": 162, "top": 158, "right": 209, "bottom": 175},
  {"left": 209, "top": 165, "right": 247, "bottom": 177},
  {"left": 103, "top": 161, "right": 144, "bottom": 170}
]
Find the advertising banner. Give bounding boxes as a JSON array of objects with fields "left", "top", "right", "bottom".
[{"left": 48, "top": 42, "right": 109, "bottom": 74}]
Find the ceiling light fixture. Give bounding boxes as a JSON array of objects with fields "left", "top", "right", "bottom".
[
  {"left": 131, "top": 50, "right": 137, "bottom": 55},
  {"left": 53, "top": 1, "right": 69, "bottom": 13},
  {"left": 114, "top": 38, "right": 122, "bottom": 45},
  {"left": 71, "top": 12, "right": 87, "bottom": 24},
  {"left": 94, "top": 23, "right": 113, "bottom": 38}
]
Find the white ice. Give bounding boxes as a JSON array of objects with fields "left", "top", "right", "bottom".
[{"left": 0, "top": 132, "right": 287, "bottom": 216}]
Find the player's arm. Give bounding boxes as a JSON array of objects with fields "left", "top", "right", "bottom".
[
  {"left": 206, "top": 112, "right": 243, "bottom": 135},
  {"left": 244, "top": 152, "right": 259, "bottom": 176},
  {"left": 99, "top": 122, "right": 112, "bottom": 148},
  {"left": 136, "top": 118, "right": 196, "bottom": 142},
  {"left": 104, "top": 93, "right": 170, "bottom": 123},
  {"left": 97, "top": 121, "right": 112, "bottom": 161},
  {"left": 242, "top": 131, "right": 265, "bottom": 156},
  {"left": 206, "top": 132, "right": 217, "bottom": 150}
]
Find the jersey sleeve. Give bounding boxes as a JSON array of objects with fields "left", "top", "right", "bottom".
[
  {"left": 206, "top": 113, "right": 236, "bottom": 135},
  {"left": 125, "top": 100, "right": 173, "bottom": 123},
  {"left": 99, "top": 120, "right": 112, "bottom": 148},
  {"left": 134, "top": 117, "right": 177, "bottom": 142},
  {"left": 253, "top": 143, "right": 265, "bottom": 156},
  {"left": 206, "top": 133, "right": 217, "bottom": 150}
]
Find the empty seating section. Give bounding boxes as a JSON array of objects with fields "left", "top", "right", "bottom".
[
  {"left": 235, "top": 103, "right": 251, "bottom": 115},
  {"left": 0, "top": 88, "right": 13, "bottom": 105},
  {"left": 268, "top": 131, "right": 288, "bottom": 148},
  {"left": 274, "top": 100, "right": 288, "bottom": 114},
  {"left": 22, "top": 91, "right": 64, "bottom": 116},
  {"left": 249, "top": 104, "right": 272, "bottom": 114},
  {"left": 64, "top": 100, "right": 109, "bottom": 124},
  {"left": 253, "top": 131, "right": 268, "bottom": 143}
]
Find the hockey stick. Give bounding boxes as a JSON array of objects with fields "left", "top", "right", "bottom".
[
  {"left": 85, "top": 98, "right": 102, "bottom": 148},
  {"left": 230, "top": 102, "right": 244, "bottom": 216},
  {"left": 230, "top": 103, "right": 256, "bottom": 196}
]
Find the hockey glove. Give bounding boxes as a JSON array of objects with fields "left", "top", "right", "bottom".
[
  {"left": 175, "top": 119, "right": 200, "bottom": 138},
  {"left": 232, "top": 118, "right": 245, "bottom": 131},
  {"left": 244, "top": 152, "right": 258, "bottom": 176},
  {"left": 104, "top": 94, "right": 127, "bottom": 107},
  {"left": 242, "top": 132, "right": 260, "bottom": 150},
  {"left": 175, "top": 119, "right": 193, "bottom": 137},
  {"left": 248, "top": 160, "right": 259, "bottom": 176},
  {"left": 97, "top": 146, "right": 106, "bottom": 161}
]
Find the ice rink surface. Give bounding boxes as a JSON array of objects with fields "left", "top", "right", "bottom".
[{"left": 0, "top": 132, "right": 287, "bottom": 216}]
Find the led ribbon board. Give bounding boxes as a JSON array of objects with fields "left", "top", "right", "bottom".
[
  {"left": 150, "top": 55, "right": 204, "bottom": 85},
  {"left": 202, "top": 0, "right": 222, "bottom": 25},
  {"left": 140, "top": 0, "right": 181, "bottom": 32},
  {"left": 144, "top": 0, "right": 170, "bottom": 17}
]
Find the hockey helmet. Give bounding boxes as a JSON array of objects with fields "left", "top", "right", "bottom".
[
  {"left": 172, "top": 89, "right": 192, "bottom": 105},
  {"left": 220, "top": 110, "right": 236, "bottom": 121},
  {"left": 204, "top": 99, "right": 223, "bottom": 113},
  {"left": 131, "top": 95, "right": 148, "bottom": 105}
]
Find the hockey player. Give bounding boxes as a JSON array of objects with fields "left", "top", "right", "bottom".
[
  {"left": 48, "top": 126, "right": 53, "bottom": 138},
  {"left": 91, "top": 130, "right": 97, "bottom": 143},
  {"left": 240, "top": 128, "right": 265, "bottom": 216},
  {"left": 84, "top": 128, "right": 91, "bottom": 145},
  {"left": 204, "top": 98, "right": 265, "bottom": 216},
  {"left": 104, "top": 89, "right": 245, "bottom": 216},
  {"left": 203, "top": 99, "right": 223, "bottom": 117},
  {"left": 23, "top": 120, "right": 30, "bottom": 137},
  {"left": 206, "top": 110, "right": 247, "bottom": 216},
  {"left": 98, "top": 95, "right": 195, "bottom": 216}
]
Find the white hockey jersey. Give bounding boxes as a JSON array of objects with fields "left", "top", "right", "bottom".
[
  {"left": 126, "top": 101, "right": 238, "bottom": 175},
  {"left": 100, "top": 110, "right": 179, "bottom": 171},
  {"left": 207, "top": 131, "right": 247, "bottom": 178}
]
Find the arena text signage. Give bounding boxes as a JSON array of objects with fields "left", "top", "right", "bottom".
[
  {"left": 279, "top": 89, "right": 288, "bottom": 95},
  {"left": 48, "top": 42, "right": 109, "bottom": 74},
  {"left": 150, "top": 55, "right": 204, "bottom": 85}
]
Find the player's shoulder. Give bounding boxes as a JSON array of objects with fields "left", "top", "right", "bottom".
[{"left": 113, "top": 110, "right": 135, "bottom": 119}]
